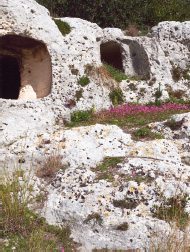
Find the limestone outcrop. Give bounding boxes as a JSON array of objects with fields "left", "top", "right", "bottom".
[
  {"left": 1, "top": 0, "right": 190, "bottom": 251},
  {"left": 1, "top": 0, "right": 190, "bottom": 144}
]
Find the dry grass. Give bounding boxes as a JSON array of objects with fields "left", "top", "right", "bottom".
[
  {"left": 37, "top": 152, "right": 66, "bottom": 182},
  {"left": 125, "top": 24, "right": 139, "bottom": 37},
  {"left": 2, "top": 160, "right": 34, "bottom": 235},
  {"left": 150, "top": 224, "right": 190, "bottom": 251},
  {"left": 90, "top": 65, "right": 118, "bottom": 88}
]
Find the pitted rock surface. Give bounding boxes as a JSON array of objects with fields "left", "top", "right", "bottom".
[{"left": 1, "top": 0, "right": 190, "bottom": 251}]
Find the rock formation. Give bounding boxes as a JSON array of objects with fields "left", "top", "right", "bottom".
[{"left": 1, "top": 0, "right": 190, "bottom": 251}]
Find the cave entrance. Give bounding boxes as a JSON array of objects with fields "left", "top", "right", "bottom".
[
  {"left": 0, "top": 55, "right": 21, "bottom": 99},
  {"left": 0, "top": 35, "right": 52, "bottom": 100},
  {"left": 100, "top": 41, "right": 123, "bottom": 71}
]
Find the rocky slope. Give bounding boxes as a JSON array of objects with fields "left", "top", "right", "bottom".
[
  {"left": 1, "top": 0, "right": 190, "bottom": 251},
  {"left": 2, "top": 112, "right": 190, "bottom": 251},
  {"left": 1, "top": 0, "right": 190, "bottom": 145}
]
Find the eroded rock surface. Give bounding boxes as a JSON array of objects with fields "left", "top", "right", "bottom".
[
  {"left": 1, "top": 0, "right": 190, "bottom": 251},
  {"left": 2, "top": 112, "right": 190, "bottom": 251},
  {"left": 1, "top": 0, "right": 190, "bottom": 145}
]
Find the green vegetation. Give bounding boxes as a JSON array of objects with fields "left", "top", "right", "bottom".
[
  {"left": 125, "top": 174, "right": 155, "bottom": 184},
  {"left": 2, "top": 163, "right": 75, "bottom": 251},
  {"left": 153, "top": 194, "right": 190, "bottom": 229},
  {"left": 183, "top": 68, "right": 190, "bottom": 80},
  {"left": 155, "top": 83, "right": 162, "bottom": 100},
  {"left": 78, "top": 75, "right": 90, "bottom": 86},
  {"left": 109, "top": 88, "right": 124, "bottom": 105},
  {"left": 103, "top": 63, "right": 127, "bottom": 82},
  {"left": 71, "top": 110, "right": 92, "bottom": 123},
  {"left": 84, "top": 212, "right": 103, "bottom": 226},
  {"left": 95, "top": 157, "right": 123, "bottom": 182},
  {"left": 97, "top": 157, "right": 123, "bottom": 171},
  {"left": 37, "top": 0, "right": 190, "bottom": 30},
  {"left": 52, "top": 18, "right": 71, "bottom": 36},
  {"left": 133, "top": 127, "right": 164, "bottom": 140},
  {"left": 67, "top": 100, "right": 190, "bottom": 129}
]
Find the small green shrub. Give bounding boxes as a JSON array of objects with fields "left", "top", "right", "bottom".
[
  {"left": 109, "top": 88, "right": 124, "bottom": 105},
  {"left": 146, "top": 100, "right": 162, "bottom": 107},
  {"left": 84, "top": 212, "right": 103, "bottom": 226},
  {"left": 126, "top": 174, "right": 155, "bottom": 184},
  {"left": 52, "top": 18, "right": 71, "bottom": 36},
  {"left": 95, "top": 157, "right": 123, "bottom": 182},
  {"left": 116, "top": 222, "right": 129, "bottom": 231},
  {"left": 103, "top": 62, "right": 128, "bottom": 82},
  {"left": 71, "top": 110, "right": 92, "bottom": 122},
  {"left": 98, "top": 173, "right": 114, "bottom": 182},
  {"left": 78, "top": 75, "right": 90, "bottom": 86}
]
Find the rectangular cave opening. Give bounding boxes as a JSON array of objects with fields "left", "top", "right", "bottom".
[
  {"left": 100, "top": 41, "right": 124, "bottom": 71},
  {"left": 0, "top": 54, "right": 21, "bottom": 99}
]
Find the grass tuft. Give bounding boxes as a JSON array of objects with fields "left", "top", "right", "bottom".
[
  {"left": 52, "top": 18, "right": 71, "bottom": 36},
  {"left": 37, "top": 152, "right": 66, "bottom": 182},
  {"left": 103, "top": 62, "right": 128, "bottom": 82},
  {"left": 78, "top": 75, "right": 90, "bottom": 87},
  {"left": 133, "top": 127, "right": 164, "bottom": 140}
]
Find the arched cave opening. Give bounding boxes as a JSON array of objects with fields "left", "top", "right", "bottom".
[
  {"left": 0, "top": 55, "right": 21, "bottom": 99},
  {"left": 0, "top": 35, "right": 52, "bottom": 100},
  {"left": 100, "top": 41, "right": 123, "bottom": 71}
]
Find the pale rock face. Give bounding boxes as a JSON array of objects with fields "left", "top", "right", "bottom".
[
  {"left": 2, "top": 117, "right": 190, "bottom": 251},
  {"left": 18, "top": 85, "right": 37, "bottom": 100},
  {"left": 1, "top": 0, "right": 190, "bottom": 142},
  {"left": 1, "top": 1, "right": 190, "bottom": 250}
]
